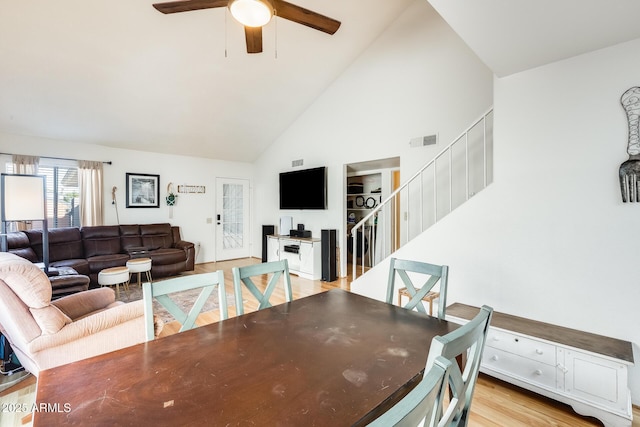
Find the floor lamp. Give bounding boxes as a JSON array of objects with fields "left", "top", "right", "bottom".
[{"left": 0, "top": 173, "right": 49, "bottom": 274}]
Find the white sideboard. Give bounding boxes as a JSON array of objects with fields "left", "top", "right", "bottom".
[
  {"left": 266, "top": 235, "right": 321, "bottom": 280},
  {"left": 447, "top": 303, "right": 634, "bottom": 427}
]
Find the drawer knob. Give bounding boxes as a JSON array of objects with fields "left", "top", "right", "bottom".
[
  {"left": 535, "top": 349, "right": 544, "bottom": 355},
  {"left": 491, "top": 355, "right": 499, "bottom": 361},
  {"left": 534, "top": 369, "right": 543, "bottom": 376}
]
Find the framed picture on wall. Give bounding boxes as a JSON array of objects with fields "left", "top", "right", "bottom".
[{"left": 126, "top": 173, "right": 160, "bottom": 208}]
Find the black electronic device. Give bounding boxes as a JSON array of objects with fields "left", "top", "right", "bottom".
[
  {"left": 279, "top": 166, "right": 327, "bottom": 210},
  {"left": 321, "top": 229, "right": 337, "bottom": 282},
  {"left": 262, "top": 225, "right": 275, "bottom": 262},
  {"left": 290, "top": 229, "right": 311, "bottom": 238},
  {"left": 283, "top": 244, "right": 300, "bottom": 254}
]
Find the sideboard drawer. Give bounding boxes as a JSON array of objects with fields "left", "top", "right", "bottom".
[
  {"left": 483, "top": 347, "right": 557, "bottom": 390},
  {"left": 516, "top": 335, "right": 556, "bottom": 366},
  {"left": 486, "top": 329, "right": 518, "bottom": 353},
  {"left": 487, "top": 329, "right": 556, "bottom": 366}
]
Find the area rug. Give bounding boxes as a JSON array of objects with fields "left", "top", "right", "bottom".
[{"left": 114, "top": 281, "right": 234, "bottom": 324}]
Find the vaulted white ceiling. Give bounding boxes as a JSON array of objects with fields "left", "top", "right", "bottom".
[
  {"left": 2, "top": 0, "right": 640, "bottom": 162},
  {"left": 428, "top": 0, "right": 640, "bottom": 77}
]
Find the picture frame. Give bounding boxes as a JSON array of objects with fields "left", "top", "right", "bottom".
[{"left": 126, "top": 173, "right": 160, "bottom": 208}]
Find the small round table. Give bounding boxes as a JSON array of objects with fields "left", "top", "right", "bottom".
[
  {"left": 126, "top": 258, "right": 152, "bottom": 288},
  {"left": 98, "top": 266, "right": 130, "bottom": 299}
]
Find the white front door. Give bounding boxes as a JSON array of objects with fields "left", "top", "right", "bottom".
[{"left": 216, "top": 178, "right": 250, "bottom": 261}]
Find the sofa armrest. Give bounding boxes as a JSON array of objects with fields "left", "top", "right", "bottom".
[
  {"left": 51, "top": 287, "right": 116, "bottom": 320},
  {"left": 28, "top": 300, "right": 144, "bottom": 353},
  {"left": 174, "top": 240, "right": 193, "bottom": 250},
  {"left": 174, "top": 240, "right": 195, "bottom": 270}
]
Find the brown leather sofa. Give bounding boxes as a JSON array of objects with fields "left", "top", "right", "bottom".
[{"left": 7, "top": 223, "right": 195, "bottom": 289}]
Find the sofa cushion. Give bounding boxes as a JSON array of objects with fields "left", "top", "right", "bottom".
[
  {"left": 119, "top": 225, "right": 142, "bottom": 251},
  {"left": 140, "top": 223, "right": 173, "bottom": 249},
  {"left": 82, "top": 226, "right": 122, "bottom": 257},
  {"left": 30, "top": 305, "right": 72, "bottom": 335},
  {"left": 48, "top": 227, "right": 85, "bottom": 262},
  {"left": 0, "top": 261, "right": 51, "bottom": 308},
  {"left": 148, "top": 248, "right": 187, "bottom": 266},
  {"left": 50, "top": 259, "right": 91, "bottom": 276},
  {"left": 86, "top": 254, "right": 131, "bottom": 274},
  {"left": 7, "top": 231, "right": 39, "bottom": 262}
]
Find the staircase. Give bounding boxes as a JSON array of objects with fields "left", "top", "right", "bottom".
[{"left": 350, "top": 108, "right": 494, "bottom": 279}]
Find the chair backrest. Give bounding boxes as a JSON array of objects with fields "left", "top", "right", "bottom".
[
  {"left": 427, "top": 305, "right": 493, "bottom": 427},
  {"left": 142, "top": 271, "right": 228, "bottom": 341},
  {"left": 231, "top": 259, "right": 292, "bottom": 316},
  {"left": 386, "top": 257, "right": 449, "bottom": 319},
  {"left": 367, "top": 356, "right": 452, "bottom": 427}
]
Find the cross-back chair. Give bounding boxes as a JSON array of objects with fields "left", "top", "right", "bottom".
[
  {"left": 367, "top": 356, "right": 452, "bottom": 427},
  {"left": 427, "top": 305, "right": 493, "bottom": 427},
  {"left": 142, "top": 271, "right": 228, "bottom": 341},
  {"left": 386, "top": 257, "right": 449, "bottom": 319},
  {"left": 232, "top": 259, "right": 292, "bottom": 315}
]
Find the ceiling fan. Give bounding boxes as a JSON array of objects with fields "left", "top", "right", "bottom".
[{"left": 152, "top": 0, "right": 341, "bottom": 54}]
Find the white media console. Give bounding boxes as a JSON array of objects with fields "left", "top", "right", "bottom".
[
  {"left": 447, "top": 303, "right": 634, "bottom": 427},
  {"left": 266, "top": 235, "right": 321, "bottom": 280}
]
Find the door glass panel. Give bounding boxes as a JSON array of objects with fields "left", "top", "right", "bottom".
[{"left": 222, "top": 183, "right": 243, "bottom": 250}]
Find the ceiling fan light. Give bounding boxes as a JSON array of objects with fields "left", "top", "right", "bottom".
[{"left": 229, "top": 0, "right": 273, "bottom": 27}]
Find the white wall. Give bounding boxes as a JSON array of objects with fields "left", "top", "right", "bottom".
[
  {"left": 252, "top": 0, "right": 494, "bottom": 271},
  {"left": 352, "top": 37, "right": 640, "bottom": 404},
  {"left": 0, "top": 132, "right": 253, "bottom": 263}
]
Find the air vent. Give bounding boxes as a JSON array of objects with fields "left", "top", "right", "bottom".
[
  {"left": 409, "top": 134, "right": 438, "bottom": 148},
  {"left": 292, "top": 159, "right": 304, "bottom": 167}
]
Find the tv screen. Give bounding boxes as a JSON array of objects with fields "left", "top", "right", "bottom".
[{"left": 279, "top": 167, "right": 327, "bottom": 210}]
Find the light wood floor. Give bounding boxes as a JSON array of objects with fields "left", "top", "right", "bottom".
[{"left": 1, "top": 257, "right": 638, "bottom": 426}]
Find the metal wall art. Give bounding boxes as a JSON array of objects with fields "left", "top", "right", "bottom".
[{"left": 619, "top": 86, "right": 640, "bottom": 202}]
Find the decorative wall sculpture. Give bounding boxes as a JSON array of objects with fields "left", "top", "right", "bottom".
[{"left": 619, "top": 86, "right": 640, "bottom": 202}]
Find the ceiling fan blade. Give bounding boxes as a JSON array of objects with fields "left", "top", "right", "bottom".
[
  {"left": 273, "top": 0, "right": 340, "bottom": 35},
  {"left": 153, "top": 0, "right": 228, "bottom": 14},
  {"left": 245, "top": 26, "right": 263, "bottom": 54}
]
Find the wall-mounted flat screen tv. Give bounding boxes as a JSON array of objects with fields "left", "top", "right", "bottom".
[{"left": 279, "top": 166, "right": 327, "bottom": 210}]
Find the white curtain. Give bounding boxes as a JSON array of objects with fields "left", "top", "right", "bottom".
[
  {"left": 11, "top": 155, "right": 40, "bottom": 230},
  {"left": 12, "top": 154, "right": 39, "bottom": 174},
  {"left": 78, "top": 160, "right": 104, "bottom": 226}
]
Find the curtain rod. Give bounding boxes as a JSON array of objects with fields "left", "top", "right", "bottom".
[{"left": 0, "top": 152, "right": 112, "bottom": 165}]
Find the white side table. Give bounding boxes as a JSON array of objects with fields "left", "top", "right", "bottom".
[{"left": 126, "top": 258, "right": 152, "bottom": 288}]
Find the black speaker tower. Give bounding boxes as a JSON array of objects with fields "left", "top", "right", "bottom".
[
  {"left": 262, "top": 225, "right": 275, "bottom": 262},
  {"left": 321, "top": 229, "right": 337, "bottom": 282}
]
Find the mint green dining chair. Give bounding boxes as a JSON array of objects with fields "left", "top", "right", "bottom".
[
  {"left": 367, "top": 356, "right": 452, "bottom": 427},
  {"left": 427, "top": 305, "right": 493, "bottom": 427},
  {"left": 386, "top": 257, "right": 449, "bottom": 319},
  {"left": 142, "top": 271, "right": 228, "bottom": 341},
  {"left": 232, "top": 259, "right": 292, "bottom": 315}
]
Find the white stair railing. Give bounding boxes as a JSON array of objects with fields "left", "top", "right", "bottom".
[{"left": 350, "top": 108, "right": 494, "bottom": 279}]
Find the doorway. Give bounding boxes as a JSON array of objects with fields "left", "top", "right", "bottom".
[
  {"left": 344, "top": 157, "right": 400, "bottom": 277},
  {"left": 215, "top": 178, "right": 250, "bottom": 261}
]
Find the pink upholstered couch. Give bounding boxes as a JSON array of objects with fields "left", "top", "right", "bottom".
[{"left": 0, "top": 252, "right": 146, "bottom": 376}]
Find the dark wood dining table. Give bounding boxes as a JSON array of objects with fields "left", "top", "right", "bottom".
[{"left": 33, "top": 288, "right": 458, "bottom": 426}]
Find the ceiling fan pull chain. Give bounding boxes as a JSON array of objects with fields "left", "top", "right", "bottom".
[
  {"left": 274, "top": 9, "right": 278, "bottom": 59},
  {"left": 224, "top": 7, "right": 228, "bottom": 58}
]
